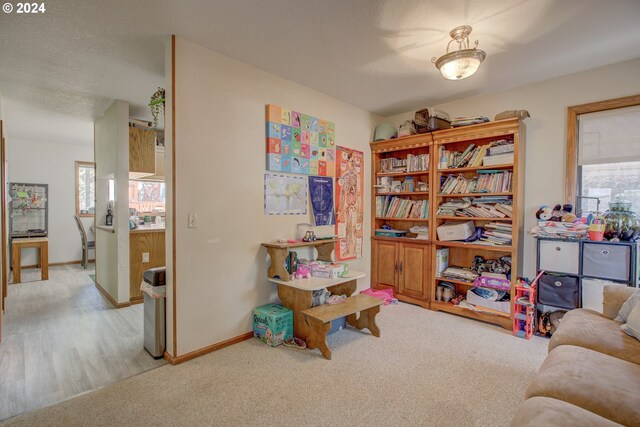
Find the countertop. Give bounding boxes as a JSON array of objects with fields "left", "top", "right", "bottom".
[{"left": 130, "top": 224, "right": 166, "bottom": 233}]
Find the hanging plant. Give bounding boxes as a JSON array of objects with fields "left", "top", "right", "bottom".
[{"left": 149, "top": 87, "right": 165, "bottom": 127}]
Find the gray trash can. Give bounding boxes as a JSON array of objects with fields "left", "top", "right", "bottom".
[{"left": 142, "top": 267, "right": 166, "bottom": 359}]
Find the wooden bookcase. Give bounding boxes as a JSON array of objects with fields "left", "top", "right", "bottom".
[
  {"left": 370, "top": 118, "right": 525, "bottom": 329},
  {"left": 370, "top": 133, "right": 434, "bottom": 308}
]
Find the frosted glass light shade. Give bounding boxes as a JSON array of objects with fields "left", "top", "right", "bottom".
[{"left": 435, "top": 49, "right": 485, "bottom": 80}]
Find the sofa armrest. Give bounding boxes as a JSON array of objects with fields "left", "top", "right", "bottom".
[{"left": 602, "top": 285, "right": 637, "bottom": 320}]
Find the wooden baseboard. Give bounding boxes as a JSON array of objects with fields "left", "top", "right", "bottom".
[
  {"left": 19, "top": 259, "right": 95, "bottom": 269},
  {"left": 164, "top": 331, "right": 253, "bottom": 365},
  {"left": 94, "top": 281, "right": 131, "bottom": 309}
]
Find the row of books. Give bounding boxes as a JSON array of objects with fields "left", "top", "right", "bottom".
[
  {"left": 478, "top": 222, "right": 513, "bottom": 246},
  {"left": 407, "top": 154, "right": 429, "bottom": 172},
  {"left": 376, "top": 196, "right": 429, "bottom": 219},
  {"left": 380, "top": 157, "right": 407, "bottom": 173},
  {"left": 476, "top": 170, "right": 512, "bottom": 193},
  {"left": 439, "top": 144, "right": 486, "bottom": 169}
]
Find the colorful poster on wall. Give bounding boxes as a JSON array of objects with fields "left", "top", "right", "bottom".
[
  {"left": 264, "top": 173, "right": 308, "bottom": 215},
  {"left": 265, "top": 104, "right": 335, "bottom": 176},
  {"left": 309, "top": 176, "right": 334, "bottom": 226},
  {"left": 335, "top": 146, "right": 364, "bottom": 260}
]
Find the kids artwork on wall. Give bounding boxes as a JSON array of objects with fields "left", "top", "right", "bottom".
[
  {"left": 335, "top": 146, "right": 364, "bottom": 260},
  {"left": 265, "top": 104, "right": 335, "bottom": 176}
]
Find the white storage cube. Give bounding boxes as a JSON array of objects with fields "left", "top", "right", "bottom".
[
  {"left": 539, "top": 240, "right": 580, "bottom": 275},
  {"left": 581, "top": 278, "right": 627, "bottom": 314}
]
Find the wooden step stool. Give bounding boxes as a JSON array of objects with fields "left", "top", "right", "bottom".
[{"left": 301, "top": 294, "right": 383, "bottom": 360}]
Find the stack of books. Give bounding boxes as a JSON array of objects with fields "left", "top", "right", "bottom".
[
  {"left": 475, "top": 170, "right": 512, "bottom": 193},
  {"left": 376, "top": 196, "right": 429, "bottom": 219},
  {"left": 483, "top": 139, "right": 515, "bottom": 166},
  {"left": 437, "top": 197, "right": 513, "bottom": 218},
  {"left": 441, "top": 266, "right": 479, "bottom": 282},
  {"left": 478, "top": 222, "right": 513, "bottom": 246},
  {"left": 451, "top": 116, "right": 490, "bottom": 127}
]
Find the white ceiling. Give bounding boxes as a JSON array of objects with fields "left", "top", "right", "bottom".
[{"left": 1, "top": 0, "right": 639, "bottom": 145}]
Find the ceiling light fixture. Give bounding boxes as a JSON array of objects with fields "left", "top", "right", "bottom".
[{"left": 432, "top": 25, "right": 485, "bottom": 80}]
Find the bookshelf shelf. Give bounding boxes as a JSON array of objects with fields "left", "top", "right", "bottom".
[
  {"left": 437, "top": 164, "right": 513, "bottom": 173},
  {"left": 376, "top": 171, "right": 429, "bottom": 177},
  {"left": 370, "top": 118, "right": 525, "bottom": 330},
  {"left": 433, "top": 241, "right": 514, "bottom": 252},
  {"left": 376, "top": 191, "right": 429, "bottom": 196},
  {"left": 437, "top": 192, "right": 513, "bottom": 198},
  {"left": 375, "top": 217, "right": 430, "bottom": 222}
]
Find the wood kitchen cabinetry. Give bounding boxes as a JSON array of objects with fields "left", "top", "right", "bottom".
[
  {"left": 129, "top": 230, "right": 165, "bottom": 303},
  {"left": 129, "top": 127, "right": 156, "bottom": 178}
]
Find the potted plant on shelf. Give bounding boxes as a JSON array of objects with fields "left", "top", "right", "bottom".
[{"left": 148, "top": 87, "right": 165, "bottom": 127}]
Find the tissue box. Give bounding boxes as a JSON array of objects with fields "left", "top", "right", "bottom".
[
  {"left": 311, "top": 262, "right": 348, "bottom": 279},
  {"left": 253, "top": 304, "right": 293, "bottom": 347},
  {"left": 437, "top": 221, "right": 475, "bottom": 241}
]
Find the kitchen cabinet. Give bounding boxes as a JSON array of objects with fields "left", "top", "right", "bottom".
[
  {"left": 129, "top": 229, "right": 165, "bottom": 303},
  {"left": 372, "top": 239, "right": 430, "bottom": 304},
  {"left": 129, "top": 127, "right": 155, "bottom": 178}
]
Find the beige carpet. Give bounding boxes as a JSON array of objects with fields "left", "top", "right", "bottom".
[{"left": 2, "top": 302, "right": 548, "bottom": 426}]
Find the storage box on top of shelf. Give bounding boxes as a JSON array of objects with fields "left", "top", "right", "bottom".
[
  {"left": 310, "top": 262, "right": 349, "bottom": 279},
  {"left": 437, "top": 221, "right": 475, "bottom": 241},
  {"left": 253, "top": 304, "right": 293, "bottom": 347}
]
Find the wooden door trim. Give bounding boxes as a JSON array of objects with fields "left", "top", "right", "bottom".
[
  {"left": 170, "top": 34, "right": 177, "bottom": 358},
  {"left": 0, "top": 120, "right": 6, "bottom": 342},
  {"left": 565, "top": 94, "right": 640, "bottom": 203}
]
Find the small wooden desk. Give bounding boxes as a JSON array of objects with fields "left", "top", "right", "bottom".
[{"left": 12, "top": 237, "right": 48, "bottom": 283}]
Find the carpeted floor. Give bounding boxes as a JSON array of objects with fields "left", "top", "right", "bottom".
[{"left": 2, "top": 302, "right": 548, "bottom": 426}]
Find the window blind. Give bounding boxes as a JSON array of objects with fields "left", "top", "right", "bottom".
[{"left": 578, "top": 105, "right": 640, "bottom": 166}]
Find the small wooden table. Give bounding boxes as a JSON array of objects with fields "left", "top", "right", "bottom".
[
  {"left": 12, "top": 237, "right": 48, "bottom": 283},
  {"left": 267, "top": 271, "right": 366, "bottom": 340}
]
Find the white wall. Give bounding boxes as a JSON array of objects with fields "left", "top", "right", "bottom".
[
  {"left": 171, "top": 37, "right": 379, "bottom": 356},
  {"left": 384, "top": 58, "right": 640, "bottom": 277},
  {"left": 94, "top": 100, "right": 130, "bottom": 304},
  {"left": 7, "top": 138, "right": 94, "bottom": 265}
]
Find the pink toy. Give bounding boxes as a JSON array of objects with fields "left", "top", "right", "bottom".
[{"left": 293, "top": 265, "right": 311, "bottom": 279}]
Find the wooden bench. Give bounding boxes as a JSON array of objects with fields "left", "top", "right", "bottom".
[{"left": 301, "top": 294, "right": 383, "bottom": 360}]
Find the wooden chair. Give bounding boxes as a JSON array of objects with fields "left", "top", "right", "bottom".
[{"left": 74, "top": 215, "right": 95, "bottom": 269}]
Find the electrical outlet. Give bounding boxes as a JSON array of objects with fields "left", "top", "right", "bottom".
[
  {"left": 142, "top": 252, "right": 150, "bottom": 263},
  {"left": 188, "top": 213, "right": 197, "bottom": 228}
]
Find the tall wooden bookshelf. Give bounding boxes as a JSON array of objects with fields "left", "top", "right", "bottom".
[{"left": 370, "top": 118, "right": 525, "bottom": 329}]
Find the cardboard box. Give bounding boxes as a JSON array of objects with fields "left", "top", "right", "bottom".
[
  {"left": 311, "top": 262, "right": 348, "bottom": 279},
  {"left": 435, "top": 248, "right": 449, "bottom": 276},
  {"left": 437, "top": 221, "right": 475, "bottom": 241},
  {"left": 253, "top": 304, "right": 293, "bottom": 347}
]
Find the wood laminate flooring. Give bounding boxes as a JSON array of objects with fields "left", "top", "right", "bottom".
[{"left": 0, "top": 265, "right": 165, "bottom": 421}]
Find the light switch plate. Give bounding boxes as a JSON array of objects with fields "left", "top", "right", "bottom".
[
  {"left": 188, "top": 213, "right": 197, "bottom": 228},
  {"left": 142, "top": 252, "right": 150, "bottom": 263}
]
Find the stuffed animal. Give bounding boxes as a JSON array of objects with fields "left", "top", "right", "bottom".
[
  {"left": 536, "top": 206, "right": 553, "bottom": 221},
  {"left": 293, "top": 265, "right": 311, "bottom": 279}
]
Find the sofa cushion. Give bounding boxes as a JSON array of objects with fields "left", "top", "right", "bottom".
[
  {"left": 510, "top": 397, "right": 623, "bottom": 427},
  {"left": 548, "top": 308, "right": 640, "bottom": 365},
  {"left": 525, "top": 345, "right": 640, "bottom": 426},
  {"left": 615, "top": 289, "right": 640, "bottom": 322},
  {"left": 603, "top": 285, "right": 637, "bottom": 320},
  {"left": 621, "top": 303, "right": 640, "bottom": 341}
]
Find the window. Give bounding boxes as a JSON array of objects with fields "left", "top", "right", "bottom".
[
  {"left": 76, "top": 161, "right": 95, "bottom": 216},
  {"left": 566, "top": 95, "right": 640, "bottom": 216},
  {"left": 129, "top": 180, "right": 165, "bottom": 214}
]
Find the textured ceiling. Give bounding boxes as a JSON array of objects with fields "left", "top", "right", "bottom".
[{"left": 1, "top": 0, "right": 640, "bottom": 144}]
